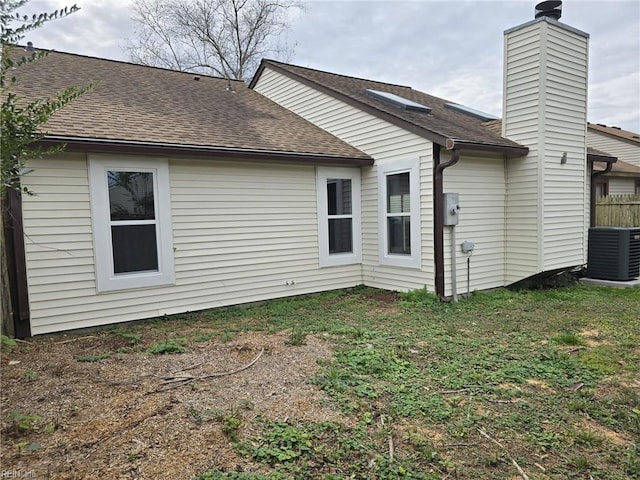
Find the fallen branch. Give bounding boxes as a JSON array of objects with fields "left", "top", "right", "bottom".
[
  {"left": 477, "top": 428, "right": 529, "bottom": 480},
  {"left": 169, "top": 362, "right": 204, "bottom": 375},
  {"left": 54, "top": 335, "right": 96, "bottom": 345},
  {"left": 534, "top": 462, "right": 546, "bottom": 471},
  {"left": 441, "top": 388, "right": 471, "bottom": 395},
  {"left": 511, "top": 458, "right": 530, "bottom": 480},
  {"left": 487, "top": 398, "right": 525, "bottom": 404},
  {"left": 477, "top": 428, "right": 505, "bottom": 449},
  {"left": 153, "top": 348, "right": 264, "bottom": 392},
  {"left": 380, "top": 414, "right": 394, "bottom": 463},
  {"left": 80, "top": 399, "right": 175, "bottom": 449},
  {"left": 566, "top": 346, "right": 587, "bottom": 353}
]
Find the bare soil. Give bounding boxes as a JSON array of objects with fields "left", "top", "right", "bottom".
[{"left": 1, "top": 331, "right": 338, "bottom": 479}]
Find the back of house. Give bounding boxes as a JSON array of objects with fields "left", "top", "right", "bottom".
[{"left": 5, "top": 1, "right": 613, "bottom": 336}]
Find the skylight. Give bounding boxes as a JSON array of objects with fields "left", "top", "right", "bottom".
[
  {"left": 365, "top": 89, "right": 431, "bottom": 113},
  {"left": 445, "top": 103, "right": 499, "bottom": 121}
]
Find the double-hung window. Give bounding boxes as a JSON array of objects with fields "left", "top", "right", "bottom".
[
  {"left": 89, "top": 155, "right": 175, "bottom": 292},
  {"left": 316, "top": 167, "right": 361, "bottom": 266},
  {"left": 378, "top": 158, "right": 420, "bottom": 268}
]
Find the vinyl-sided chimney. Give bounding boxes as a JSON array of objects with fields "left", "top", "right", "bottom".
[{"left": 503, "top": 1, "right": 590, "bottom": 282}]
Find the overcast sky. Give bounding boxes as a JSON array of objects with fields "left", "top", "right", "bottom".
[{"left": 19, "top": 0, "right": 640, "bottom": 133}]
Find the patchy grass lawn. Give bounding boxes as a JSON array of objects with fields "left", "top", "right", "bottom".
[{"left": 1, "top": 285, "right": 639, "bottom": 479}]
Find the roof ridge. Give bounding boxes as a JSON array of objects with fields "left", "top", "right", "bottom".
[
  {"left": 262, "top": 59, "right": 412, "bottom": 90},
  {"left": 586, "top": 121, "right": 640, "bottom": 142},
  {"left": 13, "top": 44, "right": 247, "bottom": 83}
]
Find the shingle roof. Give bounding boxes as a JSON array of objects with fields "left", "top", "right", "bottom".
[
  {"left": 485, "top": 120, "right": 625, "bottom": 166},
  {"left": 587, "top": 147, "right": 617, "bottom": 162},
  {"left": 8, "top": 48, "right": 371, "bottom": 164},
  {"left": 593, "top": 158, "right": 640, "bottom": 175},
  {"left": 588, "top": 122, "right": 640, "bottom": 145},
  {"left": 251, "top": 60, "right": 529, "bottom": 157}
]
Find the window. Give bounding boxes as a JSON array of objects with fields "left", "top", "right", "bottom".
[
  {"left": 378, "top": 158, "right": 420, "bottom": 268},
  {"left": 316, "top": 167, "right": 361, "bottom": 266},
  {"left": 365, "top": 89, "right": 432, "bottom": 113},
  {"left": 595, "top": 178, "right": 608, "bottom": 197},
  {"left": 89, "top": 155, "right": 174, "bottom": 291},
  {"left": 635, "top": 180, "right": 640, "bottom": 195}
]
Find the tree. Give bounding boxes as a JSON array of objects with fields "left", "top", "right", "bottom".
[
  {"left": 1, "top": 0, "right": 92, "bottom": 336},
  {"left": 127, "top": 0, "right": 303, "bottom": 81}
]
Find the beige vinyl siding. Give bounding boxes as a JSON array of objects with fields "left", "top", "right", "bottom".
[
  {"left": 443, "top": 154, "right": 506, "bottom": 295},
  {"left": 254, "top": 68, "right": 434, "bottom": 292},
  {"left": 541, "top": 24, "right": 588, "bottom": 271},
  {"left": 608, "top": 177, "right": 637, "bottom": 195},
  {"left": 503, "top": 22, "right": 543, "bottom": 282},
  {"left": 587, "top": 130, "right": 640, "bottom": 166},
  {"left": 22, "top": 154, "right": 363, "bottom": 334},
  {"left": 503, "top": 19, "right": 588, "bottom": 280}
]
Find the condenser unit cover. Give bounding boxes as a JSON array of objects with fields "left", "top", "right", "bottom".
[{"left": 587, "top": 227, "right": 640, "bottom": 281}]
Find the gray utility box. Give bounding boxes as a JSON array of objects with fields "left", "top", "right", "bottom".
[
  {"left": 587, "top": 227, "right": 640, "bottom": 281},
  {"left": 443, "top": 192, "right": 460, "bottom": 226}
]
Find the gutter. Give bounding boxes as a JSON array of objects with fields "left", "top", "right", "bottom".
[
  {"left": 433, "top": 145, "right": 461, "bottom": 299},
  {"left": 37, "top": 136, "right": 374, "bottom": 167},
  {"left": 589, "top": 160, "right": 614, "bottom": 227},
  {"left": 445, "top": 138, "right": 529, "bottom": 158}
]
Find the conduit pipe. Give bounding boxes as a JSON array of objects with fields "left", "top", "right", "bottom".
[
  {"left": 589, "top": 161, "right": 613, "bottom": 227},
  {"left": 433, "top": 147, "right": 460, "bottom": 299},
  {"left": 450, "top": 224, "right": 458, "bottom": 302}
]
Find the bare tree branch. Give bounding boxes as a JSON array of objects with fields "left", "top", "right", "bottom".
[{"left": 125, "top": 0, "right": 303, "bottom": 80}]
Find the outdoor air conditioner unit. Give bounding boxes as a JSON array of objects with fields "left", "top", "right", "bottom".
[{"left": 587, "top": 227, "right": 640, "bottom": 281}]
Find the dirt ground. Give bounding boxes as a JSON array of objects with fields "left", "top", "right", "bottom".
[{"left": 1, "top": 331, "right": 339, "bottom": 479}]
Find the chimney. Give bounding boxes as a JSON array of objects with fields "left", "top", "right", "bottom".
[{"left": 502, "top": 1, "right": 590, "bottom": 282}]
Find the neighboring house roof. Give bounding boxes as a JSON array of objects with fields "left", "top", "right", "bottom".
[
  {"left": 484, "top": 119, "right": 624, "bottom": 166},
  {"left": 251, "top": 60, "right": 529, "bottom": 158},
  {"left": 587, "top": 147, "right": 618, "bottom": 163},
  {"left": 592, "top": 158, "right": 640, "bottom": 176},
  {"left": 8, "top": 48, "right": 372, "bottom": 165},
  {"left": 588, "top": 122, "right": 640, "bottom": 146}
]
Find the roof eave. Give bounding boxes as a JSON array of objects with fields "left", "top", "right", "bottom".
[
  {"left": 37, "top": 136, "right": 374, "bottom": 166},
  {"left": 587, "top": 152, "right": 617, "bottom": 163},
  {"left": 445, "top": 138, "right": 529, "bottom": 158},
  {"left": 602, "top": 171, "right": 640, "bottom": 177},
  {"left": 248, "top": 59, "right": 268, "bottom": 89}
]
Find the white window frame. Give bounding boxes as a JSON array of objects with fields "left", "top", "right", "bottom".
[
  {"left": 88, "top": 154, "right": 175, "bottom": 292},
  {"left": 378, "top": 158, "right": 421, "bottom": 269},
  {"left": 316, "top": 167, "right": 362, "bottom": 267}
]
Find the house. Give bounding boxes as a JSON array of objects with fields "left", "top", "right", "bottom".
[
  {"left": 4, "top": 2, "right": 613, "bottom": 336},
  {"left": 587, "top": 123, "right": 640, "bottom": 195},
  {"left": 5, "top": 50, "right": 373, "bottom": 337},
  {"left": 251, "top": 4, "right": 617, "bottom": 287}
]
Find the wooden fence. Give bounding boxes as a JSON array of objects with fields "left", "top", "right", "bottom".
[{"left": 596, "top": 194, "right": 640, "bottom": 227}]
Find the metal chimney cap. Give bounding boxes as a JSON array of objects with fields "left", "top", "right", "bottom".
[
  {"left": 25, "top": 41, "right": 34, "bottom": 52},
  {"left": 535, "top": 0, "right": 562, "bottom": 20}
]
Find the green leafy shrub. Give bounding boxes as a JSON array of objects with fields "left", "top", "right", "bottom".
[
  {"left": 147, "top": 339, "right": 186, "bottom": 355},
  {"left": 1, "top": 334, "right": 17, "bottom": 352},
  {"left": 75, "top": 352, "right": 111, "bottom": 362},
  {"left": 9, "top": 412, "right": 42, "bottom": 431}
]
